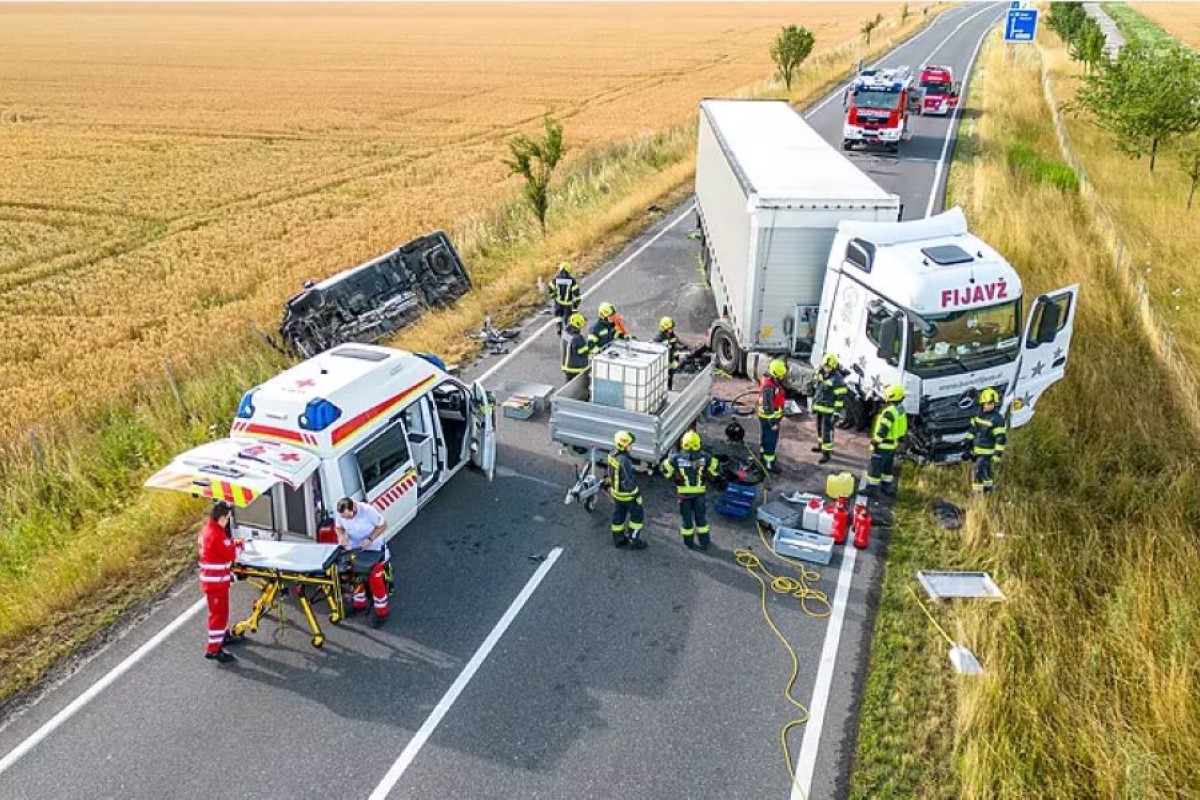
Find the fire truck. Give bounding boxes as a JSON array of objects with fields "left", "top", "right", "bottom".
[
  {"left": 842, "top": 66, "right": 920, "bottom": 153},
  {"left": 918, "top": 64, "right": 960, "bottom": 117}
]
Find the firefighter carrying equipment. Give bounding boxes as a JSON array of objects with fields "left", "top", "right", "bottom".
[
  {"left": 230, "top": 540, "right": 347, "bottom": 649},
  {"left": 733, "top": 518, "right": 831, "bottom": 797},
  {"left": 661, "top": 440, "right": 720, "bottom": 549},
  {"left": 606, "top": 445, "right": 646, "bottom": 549}
]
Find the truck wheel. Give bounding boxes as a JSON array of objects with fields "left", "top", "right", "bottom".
[
  {"left": 842, "top": 395, "right": 869, "bottom": 431},
  {"left": 887, "top": 143, "right": 899, "bottom": 154},
  {"left": 710, "top": 325, "right": 743, "bottom": 375},
  {"left": 842, "top": 140, "right": 853, "bottom": 151}
]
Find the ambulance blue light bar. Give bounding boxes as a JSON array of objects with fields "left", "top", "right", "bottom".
[{"left": 298, "top": 398, "right": 343, "bottom": 431}]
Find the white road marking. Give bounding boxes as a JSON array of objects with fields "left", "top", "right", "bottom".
[
  {"left": 792, "top": 7, "right": 1004, "bottom": 799},
  {"left": 0, "top": 598, "right": 206, "bottom": 777},
  {"left": 367, "top": 546, "right": 564, "bottom": 800},
  {"left": 477, "top": 205, "right": 696, "bottom": 385}
]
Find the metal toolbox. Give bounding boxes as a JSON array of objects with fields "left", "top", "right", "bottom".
[
  {"left": 772, "top": 526, "right": 835, "bottom": 566},
  {"left": 756, "top": 500, "right": 802, "bottom": 531}
]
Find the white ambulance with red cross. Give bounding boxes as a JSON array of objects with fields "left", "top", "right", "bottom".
[{"left": 146, "top": 344, "right": 496, "bottom": 543}]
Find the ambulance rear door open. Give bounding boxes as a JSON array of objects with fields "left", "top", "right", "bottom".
[{"left": 144, "top": 438, "right": 324, "bottom": 541}]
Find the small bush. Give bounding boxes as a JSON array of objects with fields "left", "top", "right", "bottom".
[{"left": 1006, "top": 140, "right": 1080, "bottom": 191}]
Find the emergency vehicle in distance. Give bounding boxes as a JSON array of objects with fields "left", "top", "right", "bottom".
[
  {"left": 918, "top": 64, "right": 960, "bottom": 116},
  {"left": 696, "top": 99, "right": 1080, "bottom": 464},
  {"left": 145, "top": 345, "right": 496, "bottom": 543},
  {"left": 841, "top": 65, "right": 919, "bottom": 152}
]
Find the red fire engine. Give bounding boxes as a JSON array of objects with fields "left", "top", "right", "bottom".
[
  {"left": 841, "top": 66, "right": 919, "bottom": 153},
  {"left": 918, "top": 64, "right": 961, "bottom": 117}
]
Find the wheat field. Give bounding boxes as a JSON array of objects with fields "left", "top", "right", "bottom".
[
  {"left": 1134, "top": 2, "right": 1200, "bottom": 50},
  {"left": 0, "top": 2, "right": 912, "bottom": 441}
]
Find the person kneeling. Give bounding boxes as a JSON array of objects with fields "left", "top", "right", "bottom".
[{"left": 335, "top": 497, "right": 391, "bottom": 627}]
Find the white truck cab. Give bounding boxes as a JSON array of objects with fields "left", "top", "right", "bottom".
[
  {"left": 145, "top": 344, "right": 496, "bottom": 541},
  {"left": 814, "top": 208, "right": 1078, "bottom": 461}
]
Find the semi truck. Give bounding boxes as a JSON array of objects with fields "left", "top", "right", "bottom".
[{"left": 695, "top": 99, "right": 1079, "bottom": 463}]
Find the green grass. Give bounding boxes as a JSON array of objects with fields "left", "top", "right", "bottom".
[
  {"left": 851, "top": 31, "right": 1200, "bottom": 799},
  {"left": 1005, "top": 140, "right": 1080, "bottom": 192}
]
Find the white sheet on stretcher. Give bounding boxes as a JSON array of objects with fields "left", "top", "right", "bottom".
[{"left": 236, "top": 541, "right": 340, "bottom": 574}]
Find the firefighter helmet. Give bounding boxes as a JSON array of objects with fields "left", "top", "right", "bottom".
[
  {"left": 659, "top": 316, "right": 675, "bottom": 332},
  {"left": 821, "top": 352, "right": 839, "bottom": 369},
  {"left": 884, "top": 385, "right": 906, "bottom": 403},
  {"left": 979, "top": 387, "right": 1000, "bottom": 406},
  {"left": 599, "top": 302, "right": 616, "bottom": 319},
  {"left": 568, "top": 312, "right": 586, "bottom": 330},
  {"left": 558, "top": 261, "right": 572, "bottom": 274},
  {"left": 681, "top": 430, "right": 702, "bottom": 451},
  {"left": 768, "top": 360, "right": 788, "bottom": 379},
  {"left": 614, "top": 430, "right": 636, "bottom": 451}
]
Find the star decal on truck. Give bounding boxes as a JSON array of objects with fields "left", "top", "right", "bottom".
[
  {"left": 870, "top": 374, "right": 884, "bottom": 394},
  {"left": 1030, "top": 361, "right": 1046, "bottom": 377}
]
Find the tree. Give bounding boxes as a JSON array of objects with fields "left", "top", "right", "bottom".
[
  {"left": 770, "top": 25, "right": 815, "bottom": 92},
  {"left": 861, "top": 16, "right": 879, "bottom": 45},
  {"left": 505, "top": 114, "right": 565, "bottom": 233},
  {"left": 901, "top": 3, "right": 910, "bottom": 24},
  {"left": 1047, "top": 1, "right": 1089, "bottom": 44},
  {"left": 1177, "top": 132, "right": 1200, "bottom": 210},
  {"left": 1071, "top": 20, "right": 1108, "bottom": 75},
  {"left": 1077, "top": 41, "right": 1200, "bottom": 172}
]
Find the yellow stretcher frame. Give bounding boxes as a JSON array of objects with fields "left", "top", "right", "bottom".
[{"left": 231, "top": 561, "right": 344, "bottom": 648}]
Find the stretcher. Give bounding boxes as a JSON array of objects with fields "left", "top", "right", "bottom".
[{"left": 231, "top": 541, "right": 345, "bottom": 648}]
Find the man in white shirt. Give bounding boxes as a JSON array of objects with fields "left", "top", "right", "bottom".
[{"left": 335, "top": 498, "right": 390, "bottom": 626}]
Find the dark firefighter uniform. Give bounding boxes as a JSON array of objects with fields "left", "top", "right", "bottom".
[
  {"left": 965, "top": 407, "right": 1006, "bottom": 493},
  {"left": 812, "top": 367, "right": 848, "bottom": 460},
  {"left": 561, "top": 316, "right": 590, "bottom": 383},
  {"left": 866, "top": 388, "right": 908, "bottom": 496},
  {"left": 607, "top": 448, "right": 646, "bottom": 549},
  {"left": 661, "top": 438, "right": 719, "bottom": 550},
  {"left": 589, "top": 315, "right": 629, "bottom": 354},
  {"left": 757, "top": 362, "right": 787, "bottom": 472},
  {"left": 550, "top": 263, "right": 581, "bottom": 332},
  {"left": 654, "top": 318, "right": 684, "bottom": 390}
]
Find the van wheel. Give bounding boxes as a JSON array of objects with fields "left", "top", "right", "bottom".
[{"left": 710, "top": 325, "right": 743, "bottom": 375}]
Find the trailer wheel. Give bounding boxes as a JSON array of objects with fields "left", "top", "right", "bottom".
[
  {"left": 583, "top": 494, "right": 598, "bottom": 513},
  {"left": 711, "top": 325, "right": 743, "bottom": 375}
]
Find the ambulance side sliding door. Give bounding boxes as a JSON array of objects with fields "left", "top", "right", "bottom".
[{"left": 339, "top": 419, "right": 420, "bottom": 537}]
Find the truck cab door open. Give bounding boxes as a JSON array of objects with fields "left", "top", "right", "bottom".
[
  {"left": 144, "top": 439, "right": 322, "bottom": 538},
  {"left": 470, "top": 382, "right": 496, "bottom": 481},
  {"left": 1008, "top": 285, "right": 1079, "bottom": 428}
]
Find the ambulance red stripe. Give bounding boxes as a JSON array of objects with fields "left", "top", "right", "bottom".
[{"left": 331, "top": 376, "right": 437, "bottom": 446}]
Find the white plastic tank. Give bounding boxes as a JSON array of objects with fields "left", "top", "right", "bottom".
[{"left": 590, "top": 340, "right": 669, "bottom": 413}]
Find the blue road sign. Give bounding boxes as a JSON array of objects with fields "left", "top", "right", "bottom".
[{"left": 1005, "top": 8, "right": 1039, "bottom": 43}]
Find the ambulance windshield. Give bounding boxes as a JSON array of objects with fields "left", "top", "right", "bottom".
[{"left": 908, "top": 300, "right": 1020, "bottom": 375}]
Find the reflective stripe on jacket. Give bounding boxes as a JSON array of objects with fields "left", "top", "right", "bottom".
[
  {"left": 197, "top": 518, "right": 239, "bottom": 587},
  {"left": 606, "top": 451, "right": 640, "bottom": 501},
  {"left": 589, "top": 318, "right": 628, "bottom": 353},
  {"left": 661, "top": 450, "right": 719, "bottom": 495},
  {"left": 551, "top": 271, "right": 581, "bottom": 309},
  {"left": 562, "top": 328, "right": 590, "bottom": 374},
  {"left": 871, "top": 403, "right": 908, "bottom": 451},
  {"left": 965, "top": 409, "right": 1007, "bottom": 456},
  {"left": 757, "top": 377, "right": 785, "bottom": 420},
  {"left": 654, "top": 329, "right": 683, "bottom": 369},
  {"left": 812, "top": 369, "right": 848, "bottom": 414}
]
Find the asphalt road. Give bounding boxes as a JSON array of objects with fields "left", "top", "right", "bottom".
[{"left": 0, "top": 5, "right": 1005, "bottom": 799}]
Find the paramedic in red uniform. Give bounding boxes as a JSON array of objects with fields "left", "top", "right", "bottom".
[
  {"left": 198, "top": 501, "right": 244, "bottom": 664},
  {"left": 335, "top": 497, "right": 391, "bottom": 627}
]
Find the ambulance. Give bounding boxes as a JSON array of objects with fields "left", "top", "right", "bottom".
[{"left": 145, "top": 344, "right": 496, "bottom": 543}]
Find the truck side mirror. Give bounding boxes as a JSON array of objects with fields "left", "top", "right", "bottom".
[
  {"left": 876, "top": 317, "right": 900, "bottom": 360},
  {"left": 952, "top": 81, "right": 961, "bottom": 97}
]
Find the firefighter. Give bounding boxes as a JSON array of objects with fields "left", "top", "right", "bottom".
[
  {"left": 964, "top": 387, "right": 1006, "bottom": 493},
  {"left": 549, "top": 261, "right": 581, "bottom": 334},
  {"left": 866, "top": 385, "right": 908, "bottom": 498},
  {"left": 811, "top": 353, "right": 848, "bottom": 464},
  {"left": 334, "top": 497, "right": 390, "bottom": 627},
  {"left": 198, "top": 500, "right": 244, "bottom": 664},
  {"left": 661, "top": 430, "right": 720, "bottom": 551},
  {"left": 606, "top": 430, "right": 647, "bottom": 550},
  {"left": 757, "top": 359, "right": 787, "bottom": 473},
  {"left": 589, "top": 301, "right": 631, "bottom": 354},
  {"left": 654, "top": 316, "right": 685, "bottom": 390},
  {"left": 561, "top": 312, "right": 590, "bottom": 383}
]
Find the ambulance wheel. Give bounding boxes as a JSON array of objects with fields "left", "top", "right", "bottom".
[
  {"left": 232, "top": 622, "right": 248, "bottom": 636},
  {"left": 312, "top": 635, "right": 325, "bottom": 648},
  {"left": 583, "top": 494, "right": 598, "bottom": 513}
]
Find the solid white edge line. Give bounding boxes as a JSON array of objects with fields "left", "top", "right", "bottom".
[
  {"left": 367, "top": 546, "right": 564, "bottom": 800},
  {"left": 477, "top": 205, "right": 696, "bottom": 385},
  {"left": 791, "top": 6, "right": 1004, "bottom": 799},
  {"left": 0, "top": 598, "right": 207, "bottom": 777}
]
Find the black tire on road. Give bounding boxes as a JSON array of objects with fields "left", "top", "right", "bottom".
[
  {"left": 711, "top": 325, "right": 743, "bottom": 376},
  {"left": 841, "top": 393, "right": 870, "bottom": 431}
]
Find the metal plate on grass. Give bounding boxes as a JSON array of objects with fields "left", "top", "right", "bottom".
[{"left": 916, "top": 571, "right": 1005, "bottom": 601}]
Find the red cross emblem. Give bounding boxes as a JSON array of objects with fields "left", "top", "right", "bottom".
[
  {"left": 296, "top": 378, "right": 316, "bottom": 388},
  {"left": 280, "top": 452, "right": 302, "bottom": 463}
]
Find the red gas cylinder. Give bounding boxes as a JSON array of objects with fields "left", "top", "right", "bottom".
[
  {"left": 317, "top": 520, "right": 338, "bottom": 545},
  {"left": 831, "top": 497, "right": 850, "bottom": 545},
  {"left": 852, "top": 503, "right": 873, "bottom": 550}
]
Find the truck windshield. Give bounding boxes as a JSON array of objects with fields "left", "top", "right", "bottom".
[
  {"left": 908, "top": 300, "right": 1020, "bottom": 375},
  {"left": 920, "top": 80, "right": 952, "bottom": 94},
  {"left": 852, "top": 89, "right": 901, "bottom": 110}
]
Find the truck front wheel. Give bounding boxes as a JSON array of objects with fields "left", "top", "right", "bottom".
[
  {"left": 841, "top": 394, "right": 869, "bottom": 431},
  {"left": 710, "top": 325, "right": 743, "bottom": 376},
  {"left": 842, "top": 140, "right": 853, "bottom": 151}
]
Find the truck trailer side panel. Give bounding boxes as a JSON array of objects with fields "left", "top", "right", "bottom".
[{"left": 696, "top": 111, "right": 752, "bottom": 334}]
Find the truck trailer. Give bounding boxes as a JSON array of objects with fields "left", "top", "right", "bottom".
[{"left": 695, "top": 99, "right": 1079, "bottom": 463}]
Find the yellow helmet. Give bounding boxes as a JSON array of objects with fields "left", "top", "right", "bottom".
[
  {"left": 821, "top": 353, "right": 839, "bottom": 369},
  {"left": 768, "top": 360, "right": 788, "bottom": 379},
  {"left": 884, "top": 384, "right": 906, "bottom": 403},
  {"left": 979, "top": 387, "right": 1000, "bottom": 406},
  {"left": 599, "top": 302, "right": 616, "bottom": 319},
  {"left": 614, "top": 430, "right": 635, "bottom": 451},
  {"left": 558, "top": 261, "right": 572, "bottom": 274},
  {"left": 568, "top": 312, "right": 586, "bottom": 330},
  {"left": 681, "top": 430, "right": 701, "bottom": 451},
  {"left": 659, "top": 316, "right": 675, "bottom": 332}
]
